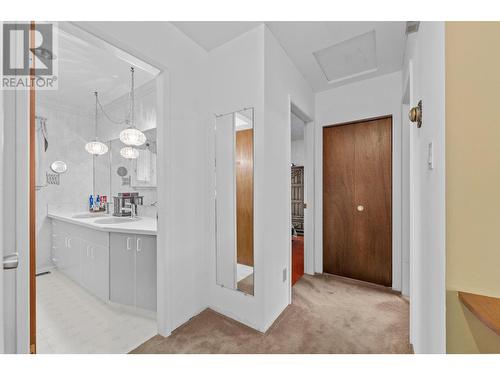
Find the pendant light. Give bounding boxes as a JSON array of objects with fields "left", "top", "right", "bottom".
[
  {"left": 85, "top": 92, "right": 109, "bottom": 155},
  {"left": 120, "top": 146, "right": 139, "bottom": 159},
  {"left": 119, "top": 67, "right": 146, "bottom": 147}
]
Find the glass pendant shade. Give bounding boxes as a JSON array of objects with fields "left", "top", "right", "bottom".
[
  {"left": 86, "top": 91, "right": 108, "bottom": 156},
  {"left": 85, "top": 140, "right": 108, "bottom": 155},
  {"left": 119, "top": 126, "right": 146, "bottom": 146},
  {"left": 120, "top": 146, "right": 139, "bottom": 159}
]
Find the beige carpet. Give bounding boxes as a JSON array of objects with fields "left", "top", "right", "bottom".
[{"left": 131, "top": 274, "right": 411, "bottom": 354}]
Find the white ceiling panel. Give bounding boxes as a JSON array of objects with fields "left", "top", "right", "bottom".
[
  {"left": 266, "top": 21, "right": 406, "bottom": 92},
  {"left": 313, "top": 30, "right": 377, "bottom": 83}
]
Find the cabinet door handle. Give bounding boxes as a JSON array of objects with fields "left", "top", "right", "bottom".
[
  {"left": 136, "top": 237, "right": 141, "bottom": 252},
  {"left": 86, "top": 245, "right": 90, "bottom": 257},
  {"left": 67, "top": 238, "right": 71, "bottom": 248},
  {"left": 126, "top": 237, "right": 131, "bottom": 250}
]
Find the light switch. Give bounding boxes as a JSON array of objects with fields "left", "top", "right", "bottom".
[{"left": 428, "top": 142, "right": 434, "bottom": 170}]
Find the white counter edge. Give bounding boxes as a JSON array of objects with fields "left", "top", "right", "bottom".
[{"left": 48, "top": 213, "right": 157, "bottom": 236}]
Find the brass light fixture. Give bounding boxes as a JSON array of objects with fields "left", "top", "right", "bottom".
[{"left": 409, "top": 100, "right": 423, "bottom": 128}]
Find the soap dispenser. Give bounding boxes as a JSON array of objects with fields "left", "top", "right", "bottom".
[{"left": 94, "top": 195, "right": 101, "bottom": 212}]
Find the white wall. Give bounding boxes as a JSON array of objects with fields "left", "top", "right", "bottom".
[
  {"left": 77, "top": 21, "right": 210, "bottom": 334},
  {"left": 263, "top": 27, "right": 314, "bottom": 329},
  {"left": 34, "top": 103, "right": 94, "bottom": 273},
  {"left": 207, "top": 26, "right": 266, "bottom": 330},
  {"left": 207, "top": 25, "right": 314, "bottom": 332},
  {"left": 291, "top": 139, "right": 305, "bottom": 166},
  {"left": 314, "top": 71, "right": 403, "bottom": 291}
]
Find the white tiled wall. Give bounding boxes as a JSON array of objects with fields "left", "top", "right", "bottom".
[{"left": 35, "top": 103, "right": 94, "bottom": 273}]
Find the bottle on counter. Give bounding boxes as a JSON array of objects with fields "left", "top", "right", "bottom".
[
  {"left": 94, "top": 195, "right": 100, "bottom": 212},
  {"left": 89, "top": 194, "right": 94, "bottom": 212}
]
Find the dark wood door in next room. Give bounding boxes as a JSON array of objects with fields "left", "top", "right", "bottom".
[{"left": 323, "top": 116, "right": 392, "bottom": 287}]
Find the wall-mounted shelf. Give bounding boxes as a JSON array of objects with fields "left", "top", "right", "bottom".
[{"left": 458, "top": 291, "right": 500, "bottom": 335}]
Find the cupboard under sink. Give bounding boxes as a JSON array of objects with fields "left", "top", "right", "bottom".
[{"left": 51, "top": 218, "right": 156, "bottom": 312}]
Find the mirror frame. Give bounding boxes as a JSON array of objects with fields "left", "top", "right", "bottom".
[{"left": 214, "top": 107, "right": 255, "bottom": 296}]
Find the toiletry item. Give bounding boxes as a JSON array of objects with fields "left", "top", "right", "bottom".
[
  {"left": 89, "top": 195, "right": 94, "bottom": 212},
  {"left": 94, "top": 195, "right": 100, "bottom": 212},
  {"left": 101, "top": 195, "right": 107, "bottom": 210}
]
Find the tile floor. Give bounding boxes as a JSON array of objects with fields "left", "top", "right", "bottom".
[{"left": 36, "top": 270, "right": 157, "bottom": 354}]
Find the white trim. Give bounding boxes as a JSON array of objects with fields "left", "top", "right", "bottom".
[
  {"left": 155, "top": 71, "right": 172, "bottom": 336},
  {"left": 16, "top": 82, "right": 30, "bottom": 354},
  {"left": 0, "top": 33, "right": 4, "bottom": 352},
  {"left": 303, "top": 118, "right": 315, "bottom": 277},
  {"left": 325, "top": 68, "right": 378, "bottom": 85},
  {"left": 288, "top": 98, "right": 314, "bottom": 303}
]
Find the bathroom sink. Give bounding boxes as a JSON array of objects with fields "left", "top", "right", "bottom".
[
  {"left": 93, "top": 217, "right": 141, "bottom": 224},
  {"left": 72, "top": 213, "right": 108, "bottom": 219}
]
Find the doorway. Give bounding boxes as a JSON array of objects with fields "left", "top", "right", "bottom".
[
  {"left": 323, "top": 116, "right": 392, "bottom": 287},
  {"left": 290, "top": 111, "right": 307, "bottom": 286},
  {"left": 30, "top": 22, "right": 162, "bottom": 353}
]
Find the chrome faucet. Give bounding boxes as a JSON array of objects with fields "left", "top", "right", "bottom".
[{"left": 124, "top": 202, "right": 137, "bottom": 218}]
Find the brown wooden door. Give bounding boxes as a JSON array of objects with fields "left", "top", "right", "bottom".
[
  {"left": 291, "top": 166, "right": 304, "bottom": 235},
  {"left": 236, "top": 129, "right": 254, "bottom": 267},
  {"left": 323, "top": 116, "right": 392, "bottom": 287}
]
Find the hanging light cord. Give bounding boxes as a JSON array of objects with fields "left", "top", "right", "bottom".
[
  {"left": 96, "top": 94, "right": 130, "bottom": 125},
  {"left": 94, "top": 91, "right": 98, "bottom": 139},
  {"left": 130, "top": 66, "right": 135, "bottom": 128},
  {"left": 94, "top": 66, "right": 136, "bottom": 126}
]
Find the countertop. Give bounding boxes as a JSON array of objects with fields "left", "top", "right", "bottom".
[{"left": 48, "top": 211, "right": 157, "bottom": 235}]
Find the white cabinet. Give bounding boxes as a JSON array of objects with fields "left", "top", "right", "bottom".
[
  {"left": 52, "top": 221, "right": 82, "bottom": 283},
  {"left": 110, "top": 233, "right": 157, "bottom": 311},
  {"left": 135, "top": 235, "right": 157, "bottom": 311},
  {"left": 81, "top": 240, "right": 109, "bottom": 302},
  {"left": 51, "top": 218, "right": 155, "bottom": 309},
  {"left": 51, "top": 220, "right": 109, "bottom": 302},
  {"left": 109, "top": 233, "right": 135, "bottom": 306}
]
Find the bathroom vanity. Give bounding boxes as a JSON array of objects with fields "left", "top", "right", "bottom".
[{"left": 49, "top": 211, "right": 157, "bottom": 312}]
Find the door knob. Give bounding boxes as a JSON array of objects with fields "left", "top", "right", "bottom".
[
  {"left": 409, "top": 100, "right": 422, "bottom": 128},
  {"left": 3, "top": 252, "right": 19, "bottom": 270},
  {"left": 357, "top": 205, "right": 364, "bottom": 212}
]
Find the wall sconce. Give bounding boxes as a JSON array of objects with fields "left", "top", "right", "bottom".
[{"left": 409, "top": 100, "right": 422, "bottom": 128}]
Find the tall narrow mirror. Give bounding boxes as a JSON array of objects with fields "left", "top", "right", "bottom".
[{"left": 215, "top": 108, "right": 254, "bottom": 295}]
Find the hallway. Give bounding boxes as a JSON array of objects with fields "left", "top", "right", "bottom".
[{"left": 131, "top": 274, "right": 411, "bottom": 354}]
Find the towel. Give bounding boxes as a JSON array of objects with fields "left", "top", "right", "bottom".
[
  {"left": 35, "top": 117, "right": 48, "bottom": 188},
  {"left": 136, "top": 148, "right": 151, "bottom": 182}
]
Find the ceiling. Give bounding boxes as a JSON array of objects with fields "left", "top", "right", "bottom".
[
  {"left": 174, "top": 21, "right": 407, "bottom": 92},
  {"left": 38, "top": 29, "right": 157, "bottom": 111},
  {"left": 173, "top": 22, "right": 262, "bottom": 51}
]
